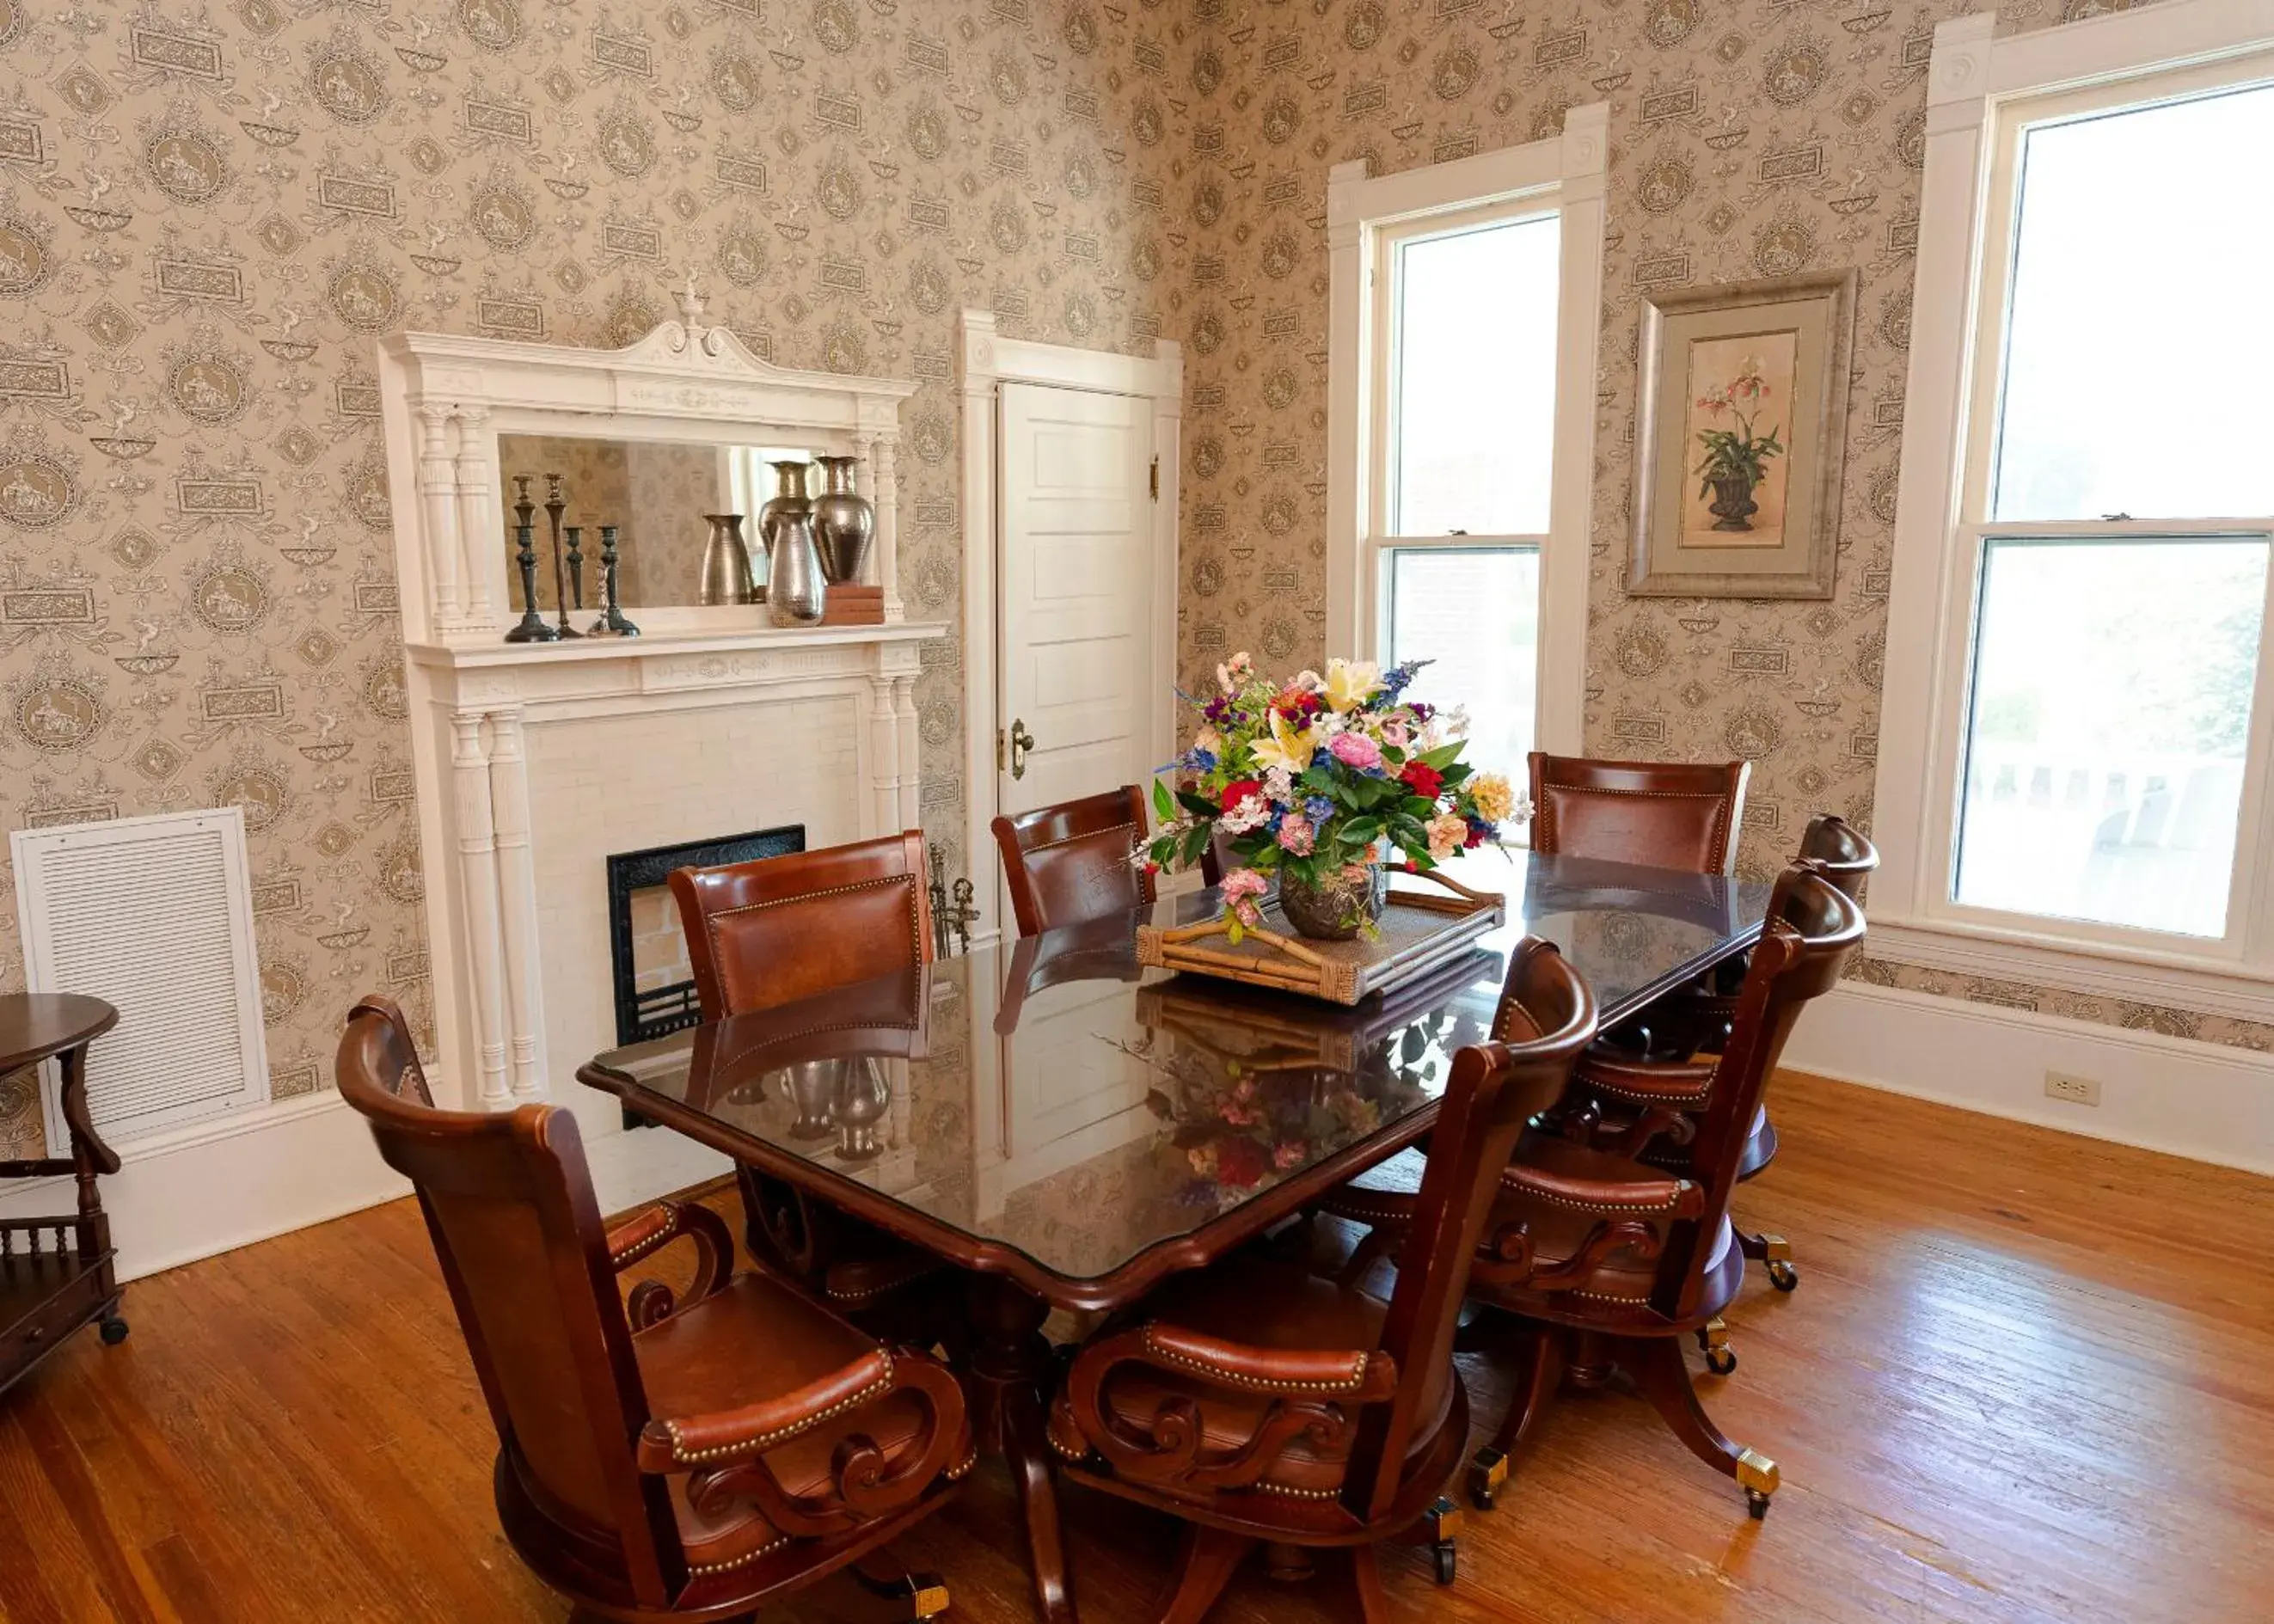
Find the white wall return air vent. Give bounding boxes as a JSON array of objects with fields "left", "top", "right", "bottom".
[{"left": 11, "top": 807, "right": 272, "bottom": 1152}]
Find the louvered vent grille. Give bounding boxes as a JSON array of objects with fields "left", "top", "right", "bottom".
[{"left": 12, "top": 809, "right": 270, "bottom": 1149}]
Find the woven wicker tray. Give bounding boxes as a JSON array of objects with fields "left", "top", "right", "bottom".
[{"left": 1135, "top": 868, "right": 1506, "bottom": 1005}]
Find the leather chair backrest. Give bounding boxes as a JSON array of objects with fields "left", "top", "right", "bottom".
[
  {"left": 1345, "top": 938, "right": 1597, "bottom": 1522},
  {"left": 991, "top": 786, "right": 1155, "bottom": 937},
  {"left": 1797, "top": 812, "right": 1879, "bottom": 902},
  {"left": 335, "top": 999, "right": 679, "bottom": 1608},
  {"left": 1527, "top": 752, "right": 1751, "bottom": 876},
  {"left": 670, "top": 831, "right": 934, "bottom": 1020},
  {"left": 1652, "top": 864, "right": 1862, "bottom": 1320}
]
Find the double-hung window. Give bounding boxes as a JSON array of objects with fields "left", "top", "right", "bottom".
[
  {"left": 1879, "top": 7, "right": 2274, "bottom": 987},
  {"left": 1327, "top": 113, "right": 1606, "bottom": 794}
]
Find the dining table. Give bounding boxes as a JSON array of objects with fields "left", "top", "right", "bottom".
[{"left": 579, "top": 850, "right": 1774, "bottom": 1624}]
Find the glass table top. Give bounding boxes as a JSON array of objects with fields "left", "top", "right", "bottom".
[{"left": 579, "top": 851, "right": 1772, "bottom": 1300}]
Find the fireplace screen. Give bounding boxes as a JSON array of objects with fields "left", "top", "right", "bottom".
[{"left": 605, "top": 824, "right": 805, "bottom": 1045}]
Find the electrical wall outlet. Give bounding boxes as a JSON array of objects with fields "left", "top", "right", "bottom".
[{"left": 2044, "top": 1070, "right": 2102, "bottom": 1107}]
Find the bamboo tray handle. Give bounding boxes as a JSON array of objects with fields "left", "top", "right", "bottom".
[
  {"left": 1157, "top": 914, "right": 1329, "bottom": 968},
  {"left": 1398, "top": 864, "right": 1499, "bottom": 906}
]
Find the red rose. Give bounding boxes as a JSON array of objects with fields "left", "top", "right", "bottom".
[
  {"left": 1400, "top": 761, "right": 1444, "bottom": 800},
  {"left": 1214, "top": 1137, "right": 1268, "bottom": 1188},
  {"left": 1221, "top": 780, "right": 1264, "bottom": 812}
]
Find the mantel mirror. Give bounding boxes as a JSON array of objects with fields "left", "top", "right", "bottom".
[{"left": 492, "top": 436, "right": 841, "bottom": 618}]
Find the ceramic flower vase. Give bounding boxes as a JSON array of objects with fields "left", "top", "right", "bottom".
[{"left": 1275, "top": 863, "right": 1387, "bottom": 941}]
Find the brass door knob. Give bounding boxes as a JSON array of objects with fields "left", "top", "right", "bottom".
[{"left": 1008, "top": 718, "right": 1036, "bottom": 780}]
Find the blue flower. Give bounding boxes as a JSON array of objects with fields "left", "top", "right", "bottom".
[{"left": 1304, "top": 795, "right": 1335, "bottom": 823}]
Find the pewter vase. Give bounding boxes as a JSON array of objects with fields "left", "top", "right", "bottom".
[
  {"left": 810, "top": 454, "right": 876, "bottom": 585},
  {"left": 766, "top": 503, "right": 829, "bottom": 625},
  {"left": 696, "top": 512, "right": 756, "bottom": 606}
]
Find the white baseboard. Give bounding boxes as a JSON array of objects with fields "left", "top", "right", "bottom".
[
  {"left": 0, "top": 1091, "right": 409, "bottom": 1284},
  {"left": 1782, "top": 981, "right": 2274, "bottom": 1177}
]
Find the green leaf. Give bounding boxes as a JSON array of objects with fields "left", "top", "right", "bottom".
[
  {"left": 1152, "top": 778, "right": 1175, "bottom": 820},
  {"left": 1418, "top": 742, "right": 1464, "bottom": 769},
  {"left": 1180, "top": 824, "right": 1210, "bottom": 867},
  {"left": 1339, "top": 815, "right": 1383, "bottom": 844},
  {"left": 1176, "top": 789, "right": 1219, "bottom": 819}
]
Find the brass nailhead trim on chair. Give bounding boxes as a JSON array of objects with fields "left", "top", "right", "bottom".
[
  {"left": 706, "top": 873, "right": 924, "bottom": 983},
  {"left": 686, "top": 1532, "right": 793, "bottom": 1578},
  {"left": 660, "top": 1352, "right": 897, "bottom": 1465},
  {"left": 1141, "top": 1327, "right": 1372, "bottom": 1394}
]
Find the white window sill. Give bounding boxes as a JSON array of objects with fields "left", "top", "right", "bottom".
[{"left": 1866, "top": 913, "right": 2274, "bottom": 1026}]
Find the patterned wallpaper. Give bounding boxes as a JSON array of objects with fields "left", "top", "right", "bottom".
[
  {"left": 0, "top": 0, "right": 2245, "bottom": 1156},
  {"left": 0, "top": 0, "right": 1169, "bottom": 1150}
]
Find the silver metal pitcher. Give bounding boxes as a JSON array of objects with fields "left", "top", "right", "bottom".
[
  {"left": 810, "top": 454, "right": 875, "bottom": 585},
  {"left": 766, "top": 501, "right": 829, "bottom": 625},
  {"left": 696, "top": 512, "right": 755, "bottom": 605}
]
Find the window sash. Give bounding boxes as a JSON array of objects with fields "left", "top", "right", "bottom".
[
  {"left": 1930, "top": 520, "right": 2274, "bottom": 959},
  {"left": 1915, "top": 51, "right": 2274, "bottom": 961},
  {"left": 1365, "top": 199, "right": 1560, "bottom": 570}
]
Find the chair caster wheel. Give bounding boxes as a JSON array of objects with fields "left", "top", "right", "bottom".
[
  {"left": 1704, "top": 1345, "right": 1737, "bottom": 1376},
  {"left": 1746, "top": 1488, "right": 1771, "bottom": 1520},
  {"left": 1433, "top": 1542, "right": 1456, "bottom": 1585},
  {"left": 1768, "top": 1259, "right": 1799, "bottom": 1292},
  {"left": 99, "top": 1316, "right": 129, "bottom": 1346},
  {"left": 1468, "top": 1447, "right": 1506, "bottom": 1512}
]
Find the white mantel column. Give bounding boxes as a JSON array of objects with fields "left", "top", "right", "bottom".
[
  {"left": 450, "top": 710, "right": 512, "bottom": 1105},
  {"left": 867, "top": 672, "right": 904, "bottom": 837},
  {"left": 892, "top": 674, "right": 921, "bottom": 831},
  {"left": 487, "top": 707, "right": 548, "bottom": 1099},
  {"left": 418, "top": 404, "right": 462, "bottom": 630},
  {"left": 453, "top": 406, "right": 497, "bottom": 629},
  {"left": 872, "top": 431, "right": 905, "bottom": 622}
]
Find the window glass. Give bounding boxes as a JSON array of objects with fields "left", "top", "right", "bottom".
[
  {"left": 1390, "top": 215, "right": 1560, "bottom": 536},
  {"left": 1991, "top": 84, "right": 2274, "bottom": 521},
  {"left": 1384, "top": 546, "right": 1541, "bottom": 784},
  {"left": 1955, "top": 537, "right": 2267, "bottom": 936}
]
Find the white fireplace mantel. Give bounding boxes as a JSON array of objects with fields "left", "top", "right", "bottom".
[{"left": 377, "top": 304, "right": 947, "bottom": 1118}]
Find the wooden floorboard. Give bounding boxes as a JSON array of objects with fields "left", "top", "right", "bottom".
[{"left": 1, "top": 1069, "right": 2268, "bottom": 1624}]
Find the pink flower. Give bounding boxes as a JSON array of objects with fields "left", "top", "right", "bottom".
[
  {"left": 1328, "top": 732, "right": 1382, "bottom": 770},
  {"left": 1276, "top": 813, "right": 1315, "bottom": 855},
  {"left": 1219, "top": 867, "right": 1268, "bottom": 903},
  {"left": 1272, "top": 1141, "right": 1308, "bottom": 1171}
]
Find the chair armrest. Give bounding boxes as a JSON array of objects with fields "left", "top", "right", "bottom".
[
  {"left": 1137, "top": 1323, "right": 1397, "bottom": 1399},
  {"left": 640, "top": 1346, "right": 972, "bottom": 1537},
  {"left": 1572, "top": 1050, "right": 1718, "bottom": 1107},
  {"left": 638, "top": 1346, "right": 897, "bottom": 1469},
  {"left": 606, "top": 1200, "right": 732, "bottom": 1327},
  {"left": 1056, "top": 1321, "right": 1396, "bottom": 1497},
  {"left": 1499, "top": 1162, "right": 1703, "bottom": 1219}
]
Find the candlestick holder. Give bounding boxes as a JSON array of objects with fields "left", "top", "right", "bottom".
[
  {"left": 543, "top": 473, "right": 583, "bottom": 639},
  {"left": 505, "top": 476, "right": 558, "bottom": 643},
  {"left": 565, "top": 517, "right": 585, "bottom": 611},
  {"left": 589, "top": 525, "right": 639, "bottom": 636}
]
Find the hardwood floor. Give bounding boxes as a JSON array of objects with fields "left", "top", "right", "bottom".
[{"left": 2, "top": 1069, "right": 2268, "bottom": 1624}]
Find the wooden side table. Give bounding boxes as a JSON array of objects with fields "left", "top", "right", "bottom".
[{"left": 0, "top": 993, "right": 126, "bottom": 1399}]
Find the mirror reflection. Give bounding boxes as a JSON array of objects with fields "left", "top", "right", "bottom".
[{"left": 494, "top": 435, "right": 813, "bottom": 612}]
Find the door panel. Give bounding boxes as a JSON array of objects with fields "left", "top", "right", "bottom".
[{"left": 998, "top": 383, "right": 1155, "bottom": 832}]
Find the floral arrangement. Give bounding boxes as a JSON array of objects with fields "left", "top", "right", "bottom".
[
  {"left": 1693, "top": 354, "right": 1785, "bottom": 501},
  {"left": 1143, "top": 653, "right": 1524, "bottom": 938}
]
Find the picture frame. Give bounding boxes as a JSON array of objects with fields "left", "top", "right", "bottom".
[{"left": 1627, "top": 270, "right": 1857, "bottom": 599}]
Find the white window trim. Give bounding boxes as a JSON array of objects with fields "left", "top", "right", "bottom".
[
  {"left": 1325, "top": 105, "right": 1608, "bottom": 758},
  {"left": 1875, "top": 0, "right": 2274, "bottom": 1024}
]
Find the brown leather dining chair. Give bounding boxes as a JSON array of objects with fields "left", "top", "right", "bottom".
[
  {"left": 1322, "top": 862, "right": 1863, "bottom": 1518},
  {"left": 669, "top": 833, "right": 944, "bottom": 1336},
  {"left": 1043, "top": 938, "right": 1597, "bottom": 1622},
  {"left": 1568, "top": 813, "right": 1879, "bottom": 1302},
  {"left": 336, "top": 994, "right": 973, "bottom": 1623},
  {"left": 991, "top": 785, "right": 1155, "bottom": 937},
  {"left": 1527, "top": 751, "right": 1750, "bottom": 876}
]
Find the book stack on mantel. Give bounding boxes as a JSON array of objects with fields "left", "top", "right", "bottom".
[{"left": 819, "top": 585, "right": 885, "bottom": 626}]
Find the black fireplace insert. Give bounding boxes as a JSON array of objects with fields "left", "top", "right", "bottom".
[{"left": 604, "top": 823, "right": 805, "bottom": 1045}]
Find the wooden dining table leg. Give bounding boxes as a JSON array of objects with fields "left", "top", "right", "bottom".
[{"left": 965, "top": 1272, "right": 1078, "bottom": 1624}]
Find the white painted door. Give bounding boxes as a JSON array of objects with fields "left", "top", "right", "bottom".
[{"left": 996, "top": 383, "right": 1158, "bottom": 833}]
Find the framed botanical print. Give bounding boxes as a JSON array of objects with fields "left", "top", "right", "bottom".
[{"left": 1627, "top": 271, "right": 1856, "bottom": 598}]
